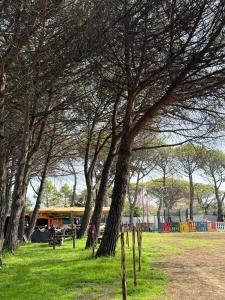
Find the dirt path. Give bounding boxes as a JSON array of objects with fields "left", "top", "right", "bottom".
[{"left": 154, "top": 233, "right": 225, "bottom": 300}]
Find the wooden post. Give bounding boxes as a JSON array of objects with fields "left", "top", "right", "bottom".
[
  {"left": 132, "top": 226, "right": 137, "bottom": 286},
  {"left": 126, "top": 229, "right": 129, "bottom": 248},
  {"left": 73, "top": 224, "right": 76, "bottom": 249},
  {"left": 71, "top": 214, "right": 76, "bottom": 249},
  {"left": 53, "top": 234, "right": 56, "bottom": 250},
  {"left": 120, "top": 232, "right": 127, "bottom": 300}
]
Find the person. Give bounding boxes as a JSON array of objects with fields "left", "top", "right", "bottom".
[{"left": 49, "top": 224, "right": 55, "bottom": 234}]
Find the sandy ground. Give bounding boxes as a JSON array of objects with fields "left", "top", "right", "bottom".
[{"left": 154, "top": 233, "right": 225, "bottom": 300}]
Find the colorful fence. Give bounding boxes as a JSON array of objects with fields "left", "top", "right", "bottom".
[{"left": 159, "top": 221, "right": 225, "bottom": 233}]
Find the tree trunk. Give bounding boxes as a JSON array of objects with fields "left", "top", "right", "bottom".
[
  {"left": 4, "top": 179, "right": 29, "bottom": 253},
  {"left": 0, "top": 73, "right": 7, "bottom": 264},
  {"left": 129, "top": 171, "right": 140, "bottom": 228},
  {"left": 26, "top": 168, "right": 47, "bottom": 240},
  {"left": 0, "top": 156, "right": 7, "bottom": 265},
  {"left": 77, "top": 178, "right": 93, "bottom": 239},
  {"left": 96, "top": 137, "right": 132, "bottom": 257},
  {"left": 157, "top": 198, "right": 162, "bottom": 226},
  {"left": 217, "top": 201, "right": 223, "bottom": 221},
  {"left": 129, "top": 203, "right": 135, "bottom": 228},
  {"left": 85, "top": 95, "right": 120, "bottom": 248},
  {"left": 85, "top": 133, "right": 117, "bottom": 248},
  {"left": 18, "top": 205, "right": 26, "bottom": 242},
  {"left": 215, "top": 186, "right": 223, "bottom": 221},
  {"left": 188, "top": 169, "right": 194, "bottom": 220},
  {"left": 4, "top": 122, "right": 31, "bottom": 252},
  {"left": 71, "top": 171, "right": 77, "bottom": 207},
  {"left": 27, "top": 121, "right": 55, "bottom": 240}
]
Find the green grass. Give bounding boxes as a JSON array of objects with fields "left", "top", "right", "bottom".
[{"left": 0, "top": 233, "right": 216, "bottom": 300}]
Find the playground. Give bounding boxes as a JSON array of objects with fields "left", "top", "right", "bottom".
[{"left": 1, "top": 232, "right": 225, "bottom": 300}]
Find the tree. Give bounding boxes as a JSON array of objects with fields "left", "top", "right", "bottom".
[
  {"left": 3, "top": 0, "right": 103, "bottom": 253},
  {"left": 26, "top": 121, "right": 56, "bottom": 240},
  {"left": 60, "top": 184, "right": 72, "bottom": 207},
  {"left": 41, "top": 180, "right": 61, "bottom": 208},
  {"left": 175, "top": 144, "right": 202, "bottom": 220},
  {"left": 0, "top": 0, "right": 55, "bottom": 263},
  {"left": 97, "top": 1, "right": 225, "bottom": 256},
  {"left": 128, "top": 144, "right": 158, "bottom": 226},
  {"left": 194, "top": 182, "right": 215, "bottom": 216},
  {"left": 145, "top": 178, "right": 189, "bottom": 220},
  {"left": 153, "top": 148, "right": 175, "bottom": 224},
  {"left": 199, "top": 148, "right": 225, "bottom": 221}
]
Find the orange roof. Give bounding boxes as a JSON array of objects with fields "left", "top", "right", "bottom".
[{"left": 27, "top": 207, "right": 110, "bottom": 216}]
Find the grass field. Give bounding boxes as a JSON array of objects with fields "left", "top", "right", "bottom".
[{"left": 0, "top": 233, "right": 216, "bottom": 300}]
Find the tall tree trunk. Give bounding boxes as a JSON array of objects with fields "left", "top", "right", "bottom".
[
  {"left": 77, "top": 178, "right": 93, "bottom": 238},
  {"left": 85, "top": 95, "right": 120, "bottom": 248},
  {"left": 0, "top": 73, "right": 8, "bottom": 264},
  {"left": 18, "top": 205, "right": 26, "bottom": 242},
  {"left": 27, "top": 121, "right": 55, "bottom": 240},
  {"left": 215, "top": 186, "right": 223, "bottom": 221},
  {"left": 0, "top": 157, "right": 7, "bottom": 265},
  {"left": 96, "top": 137, "right": 132, "bottom": 257},
  {"left": 129, "top": 171, "right": 140, "bottom": 228},
  {"left": 188, "top": 169, "right": 194, "bottom": 220},
  {"left": 85, "top": 136, "right": 116, "bottom": 248},
  {"left": 217, "top": 200, "right": 223, "bottom": 222},
  {"left": 160, "top": 169, "right": 167, "bottom": 222},
  {"left": 4, "top": 111, "right": 31, "bottom": 252},
  {"left": 4, "top": 176, "right": 29, "bottom": 253},
  {"left": 26, "top": 166, "right": 48, "bottom": 240},
  {"left": 157, "top": 198, "right": 162, "bottom": 226},
  {"left": 71, "top": 170, "right": 77, "bottom": 207}
]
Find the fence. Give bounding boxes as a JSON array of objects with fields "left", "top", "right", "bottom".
[{"left": 159, "top": 221, "right": 225, "bottom": 233}]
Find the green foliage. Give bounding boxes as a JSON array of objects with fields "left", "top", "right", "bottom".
[
  {"left": 174, "top": 143, "right": 202, "bottom": 174},
  {"left": 123, "top": 202, "right": 142, "bottom": 217},
  {"left": 194, "top": 182, "right": 214, "bottom": 198},
  {"left": 60, "top": 184, "right": 72, "bottom": 207},
  {"left": 144, "top": 178, "right": 189, "bottom": 198},
  {"left": 200, "top": 148, "right": 225, "bottom": 171},
  {"left": 41, "top": 180, "right": 65, "bottom": 207}
]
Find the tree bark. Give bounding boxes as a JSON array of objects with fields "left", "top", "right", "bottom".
[
  {"left": 71, "top": 168, "right": 77, "bottom": 207},
  {"left": 85, "top": 94, "right": 120, "bottom": 248},
  {"left": 4, "top": 176, "right": 29, "bottom": 253},
  {"left": 4, "top": 106, "right": 31, "bottom": 252},
  {"left": 27, "top": 173, "right": 47, "bottom": 240},
  {"left": 0, "top": 73, "right": 7, "bottom": 265},
  {"left": 129, "top": 170, "right": 140, "bottom": 228},
  {"left": 18, "top": 205, "right": 26, "bottom": 242},
  {"left": 77, "top": 177, "right": 93, "bottom": 238},
  {"left": 214, "top": 186, "right": 223, "bottom": 221},
  {"left": 27, "top": 120, "right": 55, "bottom": 240},
  {"left": 217, "top": 200, "right": 223, "bottom": 222},
  {"left": 188, "top": 169, "right": 194, "bottom": 220},
  {"left": 157, "top": 198, "right": 162, "bottom": 226},
  {"left": 96, "top": 137, "right": 132, "bottom": 257},
  {"left": 85, "top": 135, "right": 116, "bottom": 248}
]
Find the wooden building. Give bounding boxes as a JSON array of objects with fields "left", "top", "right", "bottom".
[{"left": 26, "top": 207, "right": 110, "bottom": 228}]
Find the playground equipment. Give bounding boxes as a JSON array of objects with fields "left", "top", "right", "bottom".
[{"left": 159, "top": 221, "right": 225, "bottom": 233}]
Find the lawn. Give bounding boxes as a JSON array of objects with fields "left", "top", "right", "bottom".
[{"left": 0, "top": 233, "right": 215, "bottom": 300}]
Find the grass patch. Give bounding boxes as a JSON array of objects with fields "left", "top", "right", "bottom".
[{"left": 0, "top": 232, "right": 218, "bottom": 300}]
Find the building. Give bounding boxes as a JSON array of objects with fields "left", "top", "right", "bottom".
[{"left": 26, "top": 207, "right": 110, "bottom": 228}]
